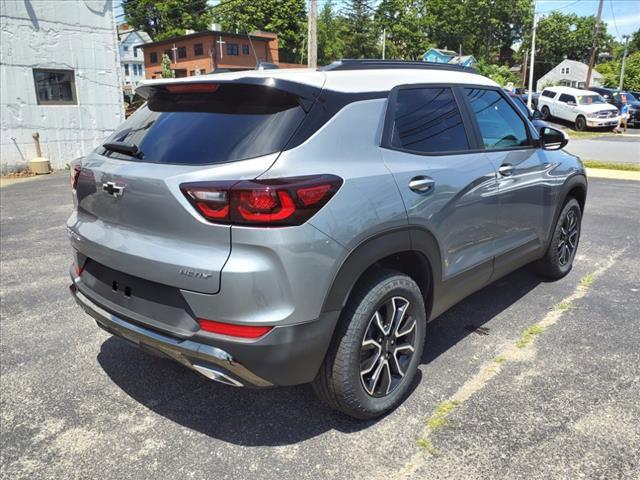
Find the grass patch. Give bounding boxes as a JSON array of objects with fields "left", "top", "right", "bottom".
[
  {"left": 426, "top": 400, "right": 460, "bottom": 430},
  {"left": 554, "top": 301, "right": 571, "bottom": 312},
  {"left": 583, "top": 160, "right": 640, "bottom": 172},
  {"left": 566, "top": 131, "right": 605, "bottom": 140},
  {"left": 417, "top": 437, "right": 438, "bottom": 455},
  {"left": 494, "top": 355, "right": 506, "bottom": 364},
  {"left": 516, "top": 325, "right": 545, "bottom": 349},
  {"left": 580, "top": 272, "right": 595, "bottom": 288}
]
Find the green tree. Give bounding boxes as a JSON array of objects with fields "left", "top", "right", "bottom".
[
  {"left": 317, "top": 1, "right": 347, "bottom": 65},
  {"left": 522, "top": 11, "right": 613, "bottom": 78},
  {"left": 596, "top": 51, "right": 640, "bottom": 91},
  {"left": 464, "top": 0, "right": 532, "bottom": 63},
  {"left": 342, "top": 0, "right": 379, "bottom": 58},
  {"left": 476, "top": 61, "right": 520, "bottom": 87},
  {"left": 375, "top": 0, "right": 430, "bottom": 60},
  {"left": 123, "top": 0, "right": 212, "bottom": 41},
  {"left": 212, "top": 0, "right": 307, "bottom": 63},
  {"left": 629, "top": 29, "right": 640, "bottom": 54},
  {"left": 161, "top": 53, "right": 175, "bottom": 78}
]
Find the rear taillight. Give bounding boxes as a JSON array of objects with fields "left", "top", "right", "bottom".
[
  {"left": 180, "top": 175, "right": 343, "bottom": 227},
  {"left": 70, "top": 158, "right": 82, "bottom": 190},
  {"left": 198, "top": 319, "right": 272, "bottom": 339}
]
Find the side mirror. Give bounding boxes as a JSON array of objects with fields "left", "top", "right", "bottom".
[
  {"left": 532, "top": 109, "right": 542, "bottom": 120},
  {"left": 541, "top": 127, "right": 568, "bottom": 151}
]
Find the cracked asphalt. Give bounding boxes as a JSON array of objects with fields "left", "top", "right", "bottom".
[{"left": 1, "top": 173, "right": 639, "bottom": 479}]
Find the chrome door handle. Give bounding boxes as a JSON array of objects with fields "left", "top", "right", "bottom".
[
  {"left": 498, "top": 164, "right": 514, "bottom": 176},
  {"left": 408, "top": 176, "right": 435, "bottom": 193}
]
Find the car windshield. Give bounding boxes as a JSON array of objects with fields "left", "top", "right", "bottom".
[
  {"left": 618, "top": 92, "right": 638, "bottom": 102},
  {"left": 576, "top": 94, "right": 606, "bottom": 105}
]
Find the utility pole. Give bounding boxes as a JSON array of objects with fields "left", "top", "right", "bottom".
[
  {"left": 585, "top": 0, "right": 604, "bottom": 89},
  {"left": 382, "top": 28, "right": 386, "bottom": 60},
  {"left": 307, "top": 0, "right": 317, "bottom": 68},
  {"left": 527, "top": 9, "right": 537, "bottom": 109},
  {"left": 521, "top": 49, "right": 528, "bottom": 90},
  {"left": 619, "top": 34, "right": 630, "bottom": 90}
]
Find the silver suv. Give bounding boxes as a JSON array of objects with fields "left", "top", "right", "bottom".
[{"left": 68, "top": 60, "right": 587, "bottom": 419}]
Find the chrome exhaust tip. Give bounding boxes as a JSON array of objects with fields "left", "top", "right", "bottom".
[{"left": 192, "top": 364, "right": 244, "bottom": 387}]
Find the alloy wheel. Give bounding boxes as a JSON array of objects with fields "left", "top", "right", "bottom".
[
  {"left": 558, "top": 208, "right": 579, "bottom": 266},
  {"left": 360, "top": 296, "right": 417, "bottom": 397}
]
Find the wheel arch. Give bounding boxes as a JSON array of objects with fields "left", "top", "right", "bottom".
[
  {"left": 545, "top": 173, "right": 587, "bottom": 249},
  {"left": 321, "top": 228, "right": 442, "bottom": 321}
]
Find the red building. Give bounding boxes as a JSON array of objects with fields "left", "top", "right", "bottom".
[{"left": 142, "top": 30, "right": 303, "bottom": 79}]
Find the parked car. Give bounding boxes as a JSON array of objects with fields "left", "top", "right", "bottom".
[
  {"left": 538, "top": 86, "right": 619, "bottom": 131},
  {"left": 588, "top": 87, "right": 640, "bottom": 127},
  {"left": 507, "top": 91, "right": 549, "bottom": 133},
  {"left": 520, "top": 91, "right": 540, "bottom": 110},
  {"left": 68, "top": 60, "right": 587, "bottom": 419}
]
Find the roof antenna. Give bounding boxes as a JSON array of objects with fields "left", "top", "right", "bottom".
[{"left": 245, "top": 30, "right": 260, "bottom": 69}]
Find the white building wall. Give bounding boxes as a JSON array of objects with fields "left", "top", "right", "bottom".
[
  {"left": 536, "top": 59, "right": 603, "bottom": 92},
  {"left": 0, "top": 0, "right": 124, "bottom": 172}
]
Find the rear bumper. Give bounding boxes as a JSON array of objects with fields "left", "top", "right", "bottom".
[{"left": 70, "top": 282, "right": 340, "bottom": 388}]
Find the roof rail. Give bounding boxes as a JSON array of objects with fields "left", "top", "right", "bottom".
[{"left": 320, "top": 59, "right": 477, "bottom": 73}]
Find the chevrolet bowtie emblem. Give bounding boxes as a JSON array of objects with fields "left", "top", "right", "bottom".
[{"left": 102, "top": 181, "right": 125, "bottom": 198}]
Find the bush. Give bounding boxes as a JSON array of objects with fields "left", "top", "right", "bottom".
[
  {"left": 475, "top": 61, "right": 520, "bottom": 87},
  {"left": 595, "top": 51, "right": 640, "bottom": 91}
]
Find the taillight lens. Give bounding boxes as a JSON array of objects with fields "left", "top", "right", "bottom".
[
  {"left": 70, "top": 158, "right": 82, "bottom": 190},
  {"left": 198, "top": 319, "right": 272, "bottom": 339},
  {"left": 180, "top": 175, "right": 343, "bottom": 226}
]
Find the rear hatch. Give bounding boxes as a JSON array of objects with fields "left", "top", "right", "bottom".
[{"left": 69, "top": 78, "right": 322, "bottom": 295}]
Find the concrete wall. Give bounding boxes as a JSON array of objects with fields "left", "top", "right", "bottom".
[{"left": 0, "top": 0, "right": 124, "bottom": 173}]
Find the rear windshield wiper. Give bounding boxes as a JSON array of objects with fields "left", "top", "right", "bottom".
[{"left": 103, "top": 141, "right": 143, "bottom": 158}]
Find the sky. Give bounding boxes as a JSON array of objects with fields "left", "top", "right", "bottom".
[
  {"left": 538, "top": 0, "right": 640, "bottom": 40},
  {"left": 114, "top": 0, "right": 640, "bottom": 41}
]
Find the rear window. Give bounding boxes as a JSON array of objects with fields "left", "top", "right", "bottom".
[
  {"left": 99, "top": 83, "right": 307, "bottom": 165},
  {"left": 542, "top": 90, "right": 556, "bottom": 98}
]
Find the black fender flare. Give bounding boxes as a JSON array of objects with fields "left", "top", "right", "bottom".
[
  {"left": 321, "top": 227, "right": 443, "bottom": 317},
  {"left": 545, "top": 173, "right": 587, "bottom": 250}
]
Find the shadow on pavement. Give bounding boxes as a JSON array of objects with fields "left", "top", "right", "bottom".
[{"left": 97, "top": 268, "right": 542, "bottom": 446}]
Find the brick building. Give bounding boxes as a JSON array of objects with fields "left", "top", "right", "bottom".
[{"left": 142, "top": 30, "right": 301, "bottom": 79}]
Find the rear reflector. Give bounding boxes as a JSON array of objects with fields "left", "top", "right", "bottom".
[
  {"left": 180, "top": 175, "right": 343, "bottom": 227},
  {"left": 198, "top": 319, "right": 273, "bottom": 339},
  {"left": 70, "top": 158, "right": 82, "bottom": 190}
]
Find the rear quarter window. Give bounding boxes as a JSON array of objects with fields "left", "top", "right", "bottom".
[
  {"left": 99, "top": 84, "right": 307, "bottom": 165},
  {"left": 389, "top": 86, "right": 469, "bottom": 154}
]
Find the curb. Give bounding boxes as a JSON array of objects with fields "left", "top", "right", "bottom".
[{"left": 586, "top": 168, "right": 640, "bottom": 181}]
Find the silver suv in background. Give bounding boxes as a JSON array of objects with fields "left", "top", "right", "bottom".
[{"left": 68, "top": 60, "right": 587, "bottom": 419}]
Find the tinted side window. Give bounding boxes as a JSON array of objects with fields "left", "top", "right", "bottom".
[
  {"left": 465, "top": 88, "right": 530, "bottom": 150},
  {"left": 391, "top": 87, "right": 469, "bottom": 154},
  {"left": 542, "top": 90, "right": 556, "bottom": 98},
  {"left": 558, "top": 93, "right": 575, "bottom": 103},
  {"left": 511, "top": 96, "right": 530, "bottom": 117}
]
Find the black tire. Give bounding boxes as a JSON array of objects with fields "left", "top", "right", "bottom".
[
  {"left": 536, "top": 198, "right": 582, "bottom": 279},
  {"left": 541, "top": 106, "right": 551, "bottom": 120},
  {"left": 575, "top": 116, "right": 587, "bottom": 131},
  {"left": 312, "top": 269, "right": 426, "bottom": 419}
]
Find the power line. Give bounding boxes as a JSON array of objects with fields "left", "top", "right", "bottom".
[
  {"left": 537, "top": 0, "right": 581, "bottom": 15},
  {"left": 608, "top": 0, "right": 621, "bottom": 38}
]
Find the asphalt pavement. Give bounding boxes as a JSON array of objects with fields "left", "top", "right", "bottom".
[
  {"left": 544, "top": 119, "right": 640, "bottom": 165},
  {"left": 1, "top": 173, "right": 639, "bottom": 479}
]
